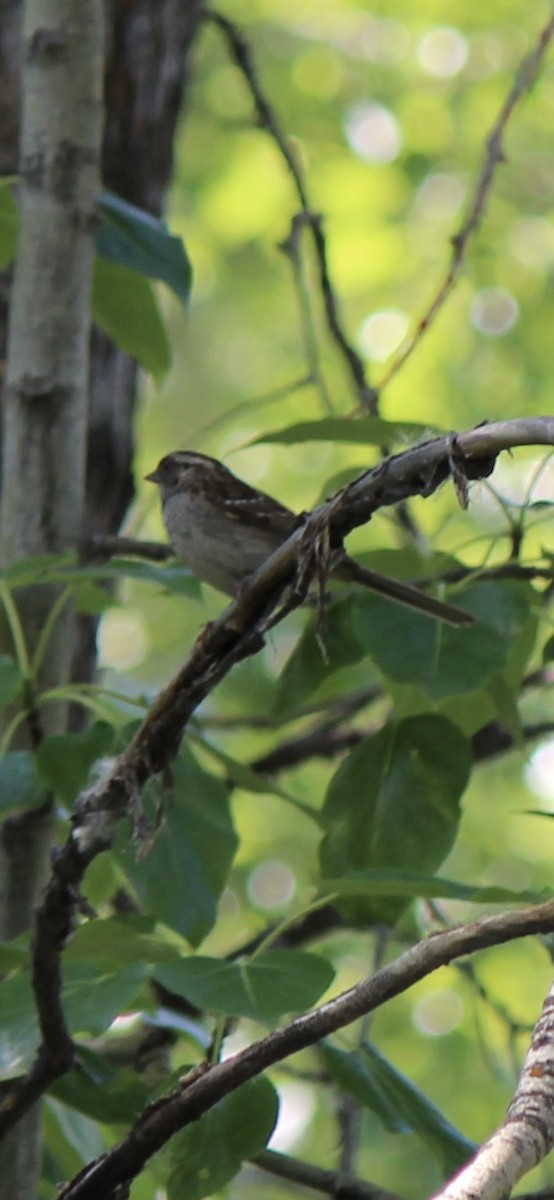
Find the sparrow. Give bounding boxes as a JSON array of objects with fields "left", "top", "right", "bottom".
[{"left": 146, "top": 450, "right": 473, "bottom": 626}]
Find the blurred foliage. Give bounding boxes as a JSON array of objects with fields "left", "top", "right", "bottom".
[{"left": 5, "top": 1, "right": 554, "bottom": 1198}]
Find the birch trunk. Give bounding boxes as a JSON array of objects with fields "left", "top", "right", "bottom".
[
  {"left": 0, "top": 2, "right": 205, "bottom": 1194},
  {"left": 0, "top": 3, "right": 104, "bottom": 1196}
]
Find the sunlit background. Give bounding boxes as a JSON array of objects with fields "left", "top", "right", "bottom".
[{"left": 92, "top": 3, "right": 554, "bottom": 1195}]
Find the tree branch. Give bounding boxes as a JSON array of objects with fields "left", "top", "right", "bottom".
[
  {"left": 378, "top": 10, "right": 554, "bottom": 388},
  {"left": 1, "top": 417, "right": 552, "bottom": 1137},
  {"left": 57, "top": 902, "right": 554, "bottom": 1199},
  {"left": 434, "top": 978, "right": 554, "bottom": 1200},
  {"left": 207, "top": 9, "right": 377, "bottom": 412},
  {"left": 251, "top": 1148, "right": 402, "bottom": 1200}
]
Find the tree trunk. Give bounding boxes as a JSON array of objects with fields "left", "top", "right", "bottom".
[{"left": 0, "top": 1, "right": 205, "bottom": 1195}]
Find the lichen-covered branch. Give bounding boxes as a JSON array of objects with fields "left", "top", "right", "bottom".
[{"left": 434, "top": 979, "right": 554, "bottom": 1200}]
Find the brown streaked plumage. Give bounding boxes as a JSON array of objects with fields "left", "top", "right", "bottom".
[{"left": 146, "top": 450, "right": 473, "bottom": 626}]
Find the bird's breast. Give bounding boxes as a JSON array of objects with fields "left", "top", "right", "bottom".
[{"left": 162, "top": 493, "right": 281, "bottom": 595}]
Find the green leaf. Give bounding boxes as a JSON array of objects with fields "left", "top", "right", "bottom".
[
  {"left": 543, "top": 635, "right": 554, "bottom": 663},
  {"left": 36, "top": 722, "right": 116, "bottom": 804},
  {"left": 0, "top": 973, "right": 40, "bottom": 1079},
  {"left": 54, "top": 558, "right": 201, "bottom": 598},
  {"left": 115, "top": 748, "right": 238, "bottom": 947},
  {"left": 0, "top": 553, "right": 71, "bottom": 587},
  {"left": 0, "top": 962, "right": 135, "bottom": 1079},
  {"left": 0, "top": 183, "right": 194, "bottom": 308},
  {"left": 190, "top": 734, "right": 320, "bottom": 823},
  {"left": 273, "top": 597, "right": 365, "bottom": 715},
  {"left": 252, "top": 417, "right": 439, "bottom": 446},
  {"left": 64, "top": 916, "right": 184, "bottom": 968},
  {"left": 168, "top": 1076, "right": 278, "bottom": 1200},
  {"left": 352, "top": 581, "right": 532, "bottom": 701},
  {"left": 0, "top": 655, "right": 23, "bottom": 705},
  {"left": 321, "top": 1043, "right": 407, "bottom": 1133},
  {"left": 0, "top": 751, "right": 44, "bottom": 814},
  {"left": 0, "top": 177, "right": 18, "bottom": 268},
  {"left": 153, "top": 950, "right": 335, "bottom": 1020},
  {"left": 51, "top": 1046, "right": 148, "bottom": 1124},
  {"left": 323, "top": 868, "right": 549, "bottom": 905},
  {"left": 324, "top": 1042, "right": 474, "bottom": 1174},
  {"left": 63, "top": 963, "right": 149, "bottom": 1036},
  {"left": 44, "top": 1097, "right": 106, "bottom": 1178},
  {"left": 98, "top": 190, "right": 192, "bottom": 308},
  {"left": 92, "top": 258, "right": 171, "bottom": 381},
  {"left": 273, "top": 579, "right": 526, "bottom": 717},
  {"left": 319, "top": 716, "right": 471, "bottom": 924},
  {"left": 359, "top": 1042, "right": 475, "bottom": 1174},
  {"left": 0, "top": 938, "right": 29, "bottom": 971},
  {"left": 71, "top": 580, "right": 117, "bottom": 615}
]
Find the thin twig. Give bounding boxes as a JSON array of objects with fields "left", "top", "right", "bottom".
[
  {"left": 279, "top": 215, "right": 334, "bottom": 413},
  {"left": 251, "top": 1148, "right": 401, "bottom": 1200},
  {"left": 79, "top": 536, "right": 172, "bottom": 562},
  {"left": 207, "top": 9, "right": 376, "bottom": 411},
  {"left": 378, "top": 10, "right": 554, "bottom": 388}
]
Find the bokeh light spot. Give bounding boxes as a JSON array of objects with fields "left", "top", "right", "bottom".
[
  {"left": 345, "top": 102, "right": 401, "bottom": 163},
  {"left": 247, "top": 860, "right": 296, "bottom": 911},
  {"left": 417, "top": 27, "right": 468, "bottom": 77},
  {"left": 525, "top": 740, "right": 554, "bottom": 805},
  {"left": 415, "top": 173, "right": 465, "bottom": 220},
  {"left": 470, "top": 287, "right": 519, "bottom": 337},
  {"left": 412, "top": 988, "right": 464, "bottom": 1036},
  {"left": 509, "top": 216, "right": 554, "bottom": 269},
  {"left": 99, "top": 612, "right": 149, "bottom": 670},
  {"left": 359, "top": 309, "right": 409, "bottom": 360}
]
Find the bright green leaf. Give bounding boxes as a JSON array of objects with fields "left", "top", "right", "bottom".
[
  {"left": 253, "top": 418, "right": 439, "bottom": 446},
  {"left": 63, "top": 963, "right": 149, "bottom": 1036},
  {"left": 98, "top": 190, "right": 192, "bottom": 308},
  {"left": 92, "top": 258, "right": 171, "bottom": 381},
  {"left": 168, "top": 1076, "right": 278, "bottom": 1200},
  {"left": 0, "top": 751, "right": 44, "bottom": 814},
  {"left": 358, "top": 1042, "right": 476, "bottom": 1174},
  {"left": 319, "top": 716, "right": 471, "bottom": 924},
  {"left": 64, "top": 916, "right": 183, "bottom": 968},
  {"left": 36, "top": 723, "right": 116, "bottom": 804},
  {"left": 153, "top": 949, "right": 335, "bottom": 1020},
  {"left": 73, "top": 581, "right": 117, "bottom": 615},
  {"left": 115, "top": 748, "right": 238, "bottom": 947}
]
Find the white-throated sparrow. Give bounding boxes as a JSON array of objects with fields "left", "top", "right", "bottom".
[{"left": 146, "top": 450, "right": 472, "bottom": 626}]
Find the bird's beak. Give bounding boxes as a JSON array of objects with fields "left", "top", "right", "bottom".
[{"left": 145, "top": 468, "right": 161, "bottom": 484}]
